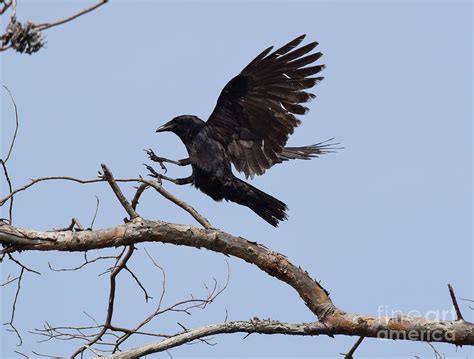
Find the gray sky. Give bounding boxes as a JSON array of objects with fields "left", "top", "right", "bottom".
[{"left": 1, "top": 1, "right": 472, "bottom": 358}]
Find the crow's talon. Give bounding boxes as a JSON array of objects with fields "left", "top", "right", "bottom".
[
  {"left": 143, "top": 164, "right": 163, "bottom": 184},
  {"left": 145, "top": 149, "right": 168, "bottom": 173}
]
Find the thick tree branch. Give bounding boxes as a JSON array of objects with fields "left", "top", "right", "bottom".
[
  {"left": 0, "top": 219, "right": 333, "bottom": 319},
  {"left": 0, "top": 219, "right": 473, "bottom": 346}
]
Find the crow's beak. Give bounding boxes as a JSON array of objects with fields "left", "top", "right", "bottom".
[{"left": 156, "top": 123, "right": 173, "bottom": 133}]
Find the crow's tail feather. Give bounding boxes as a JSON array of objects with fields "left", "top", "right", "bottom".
[
  {"left": 278, "top": 138, "right": 341, "bottom": 162},
  {"left": 225, "top": 178, "right": 288, "bottom": 227}
]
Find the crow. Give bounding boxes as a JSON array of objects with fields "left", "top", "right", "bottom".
[{"left": 145, "top": 35, "right": 336, "bottom": 227}]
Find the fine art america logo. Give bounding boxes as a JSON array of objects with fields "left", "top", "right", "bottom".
[{"left": 375, "top": 305, "right": 458, "bottom": 341}]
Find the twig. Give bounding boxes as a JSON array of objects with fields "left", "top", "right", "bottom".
[
  {"left": 100, "top": 164, "right": 139, "bottom": 220},
  {"left": 48, "top": 254, "right": 116, "bottom": 272},
  {"left": 3, "top": 267, "right": 24, "bottom": 345},
  {"left": 427, "top": 342, "right": 444, "bottom": 359},
  {"left": 0, "top": 176, "right": 108, "bottom": 206},
  {"left": 53, "top": 217, "right": 84, "bottom": 232},
  {"left": 342, "top": 336, "right": 364, "bottom": 358},
  {"left": 460, "top": 298, "right": 474, "bottom": 310},
  {"left": 84, "top": 344, "right": 103, "bottom": 357},
  {"left": 72, "top": 218, "right": 84, "bottom": 231},
  {"left": 0, "top": 160, "right": 13, "bottom": 223},
  {"left": 13, "top": 350, "right": 29, "bottom": 359},
  {"left": 34, "top": 0, "right": 108, "bottom": 31},
  {"left": 1, "top": 274, "right": 19, "bottom": 286},
  {"left": 84, "top": 311, "right": 101, "bottom": 327},
  {"left": 110, "top": 258, "right": 229, "bottom": 353},
  {"left": 8, "top": 253, "right": 41, "bottom": 275},
  {"left": 90, "top": 195, "right": 100, "bottom": 229},
  {"left": 131, "top": 183, "right": 149, "bottom": 210},
  {"left": 2, "top": 254, "right": 40, "bottom": 345},
  {"left": 1, "top": 85, "right": 19, "bottom": 224},
  {"left": 109, "top": 250, "right": 166, "bottom": 353},
  {"left": 448, "top": 283, "right": 464, "bottom": 321},
  {"left": 0, "top": 0, "right": 12, "bottom": 15},
  {"left": 2, "top": 85, "right": 19, "bottom": 163},
  {"left": 124, "top": 266, "right": 152, "bottom": 302},
  {"left": 32, "top": 351, "right": 63, "bottom": 359}
]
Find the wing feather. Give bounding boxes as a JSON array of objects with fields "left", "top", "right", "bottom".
[{"left": 206, "top": 35, "right": 325, "bottom": 177}]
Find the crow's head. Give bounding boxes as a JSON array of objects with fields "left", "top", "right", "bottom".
[{"left": 156, "top": 115, "right": 205, "bottom": 143}]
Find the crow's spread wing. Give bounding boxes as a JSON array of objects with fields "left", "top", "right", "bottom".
[{"left": 205, "top": 35, "right": 324, "bottom": 178}]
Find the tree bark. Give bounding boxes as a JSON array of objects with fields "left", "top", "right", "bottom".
[{"left": 1, "top": 218, "right": 473, "bottom": 348}]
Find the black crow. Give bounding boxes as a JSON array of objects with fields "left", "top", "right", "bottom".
[{"left": 146, "top": 35, "right": 335, "bottom": 227}]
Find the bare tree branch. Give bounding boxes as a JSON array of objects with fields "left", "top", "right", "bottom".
[
  {"left": 427, "top": 342, "right": 445, "bottom": 359},
  {"left": 110, "top": 258, "right": 229, "bottom": 353},
  {"left": 34, "top": 0, "right": 108, "bottom": 31},
  {"left": 48, "top": 253, "right": 117, "bottom": 272},
  {"left": 52, "top": 217, "right": 84, "bottom": 232},
  {"left": 0, "top": 175, "right": 211, "bottom": 228},
  {"left": 2, "top": 254, "right": 41, "bottom": 346},
  {"left": 0, "top": 0, "right": 108, "bottom": 53},
  {"left": 1, "top": 85, "right": 19, "bottom": 224},
  {"left": 0, "top": 176, "right": 106, "bottom": 205},
  {"left": 102, "top": 319, "right": 332, "bottom": 358},
  {"left": 0, "top": 1, "right": 13, "bottom": 15},
  {"left": 131, "top": 183, "right": 148, "bottom": 211},
  {"left": 0, "top": 219, "right": 333, "bottom": 318},
  {"left": 71, "top": 245, "right": 135, "bottom": 358},
  {"left": 1, "top": 219, "right": 473, "bottom": 347},
  {"left": 0, "top": 159, "right": 13, "bottom": 223},
  {"left": 1, "top": 274, "right": 19, "bottom": 287},
  {"left": 2, "top": 85, "right": 19, "bottom": 163},
  {"left": 342, "top": 336, "right": 364, "bottom": 358},
  {"left": 141, "top": 179, "right": 213, "bottom": 229},
  {"left": 89, "top": 195, "right": 100, "bottom": 229},
  {"left": 123, "top": 266, "right": 152, "bottom": 302},
  {"left": 448, "top": 284, "right": 464, "bottom": 321},
  {"left": 31, "top": 251, "right": 228, "bottom": 356},
  {"left": 100, "top": 164, "right": 139, "bottom": 220},
  {"left": 3, "top": 266, "right": 24, "bottom": 346}
]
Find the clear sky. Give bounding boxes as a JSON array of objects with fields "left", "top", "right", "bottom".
[{"left": 1, "top": 0, "right": 472, "bottom": 358}]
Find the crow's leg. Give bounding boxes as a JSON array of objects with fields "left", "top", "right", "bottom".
[
  {"left": 144, "top": 164, "right": 194, "bottom": 185},
  {"left": 145, "top": 149, "right": 191, "bottom": 173}
]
